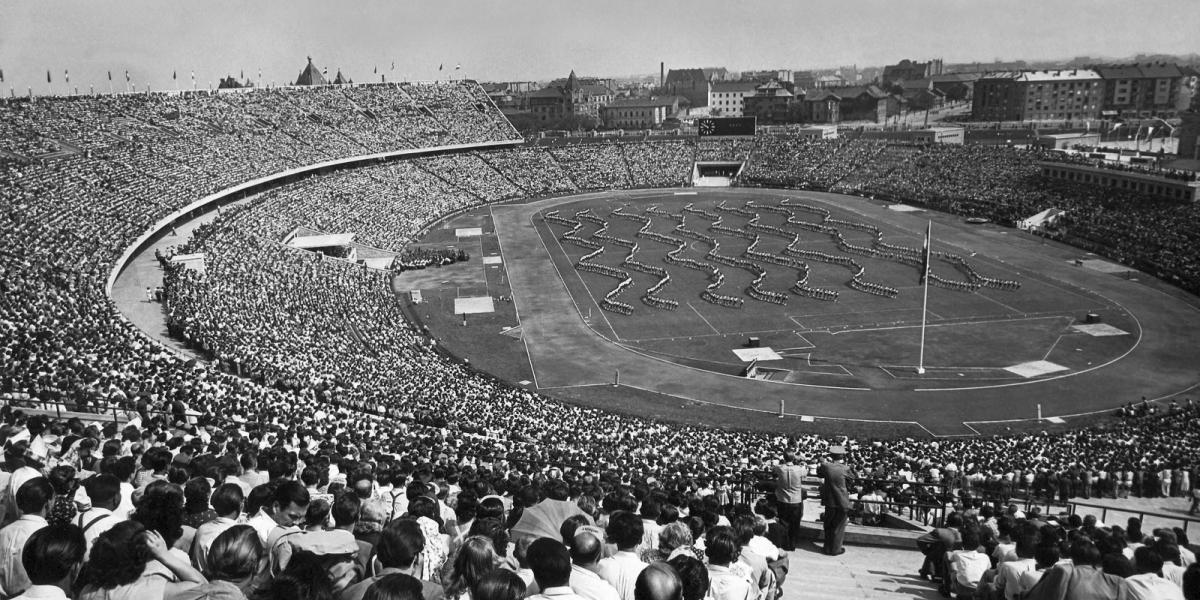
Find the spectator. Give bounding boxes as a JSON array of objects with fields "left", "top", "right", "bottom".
[
  {"left": 569, "top": 528, "right": 619, "bottom": 600},
  {"left": 77, "top": 520, "right": 206, "bottom": 599},
  {"left": 11, "top": 523, "right": 86, "bottom": 600},
  {"left": 363, "top": 573, "right": 425, "bottom": 600},
  {"left": 75, "top": 474, "right": 122, "bottom": 554},
  {"left": 343, "top": 518, "right": 442, "bottom": 600},
  {"left": 1121, "top": 547, "right": 1185, "bottom": 600},
  {"left": 634, "top": 563, "right": 682, "bottom": 600},
  {"left": 0, "top": 477, "right": 55, "bottom": 597},
  {"left": 443, "top": 535, "right": 498, "bottom": 600},
  {"left": 472, "top": 570, "right": 527, "bottom": 600},
  {"left": 175, "top": 524, "right": 263, "bottom": 600},
  {"left": 598, "top": 512, "right": 646, "bottom": 600},
  {"left": 703, "top": 527, "right": 752, "bottom": 600}
]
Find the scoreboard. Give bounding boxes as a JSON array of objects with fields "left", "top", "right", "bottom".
[{"left": 696, "top": 117, "right": 757, "bottom": 137}]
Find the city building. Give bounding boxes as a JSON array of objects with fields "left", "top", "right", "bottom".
[
  {"left": 1092, "top": 63, "right": 1188, "bottom": 117},
  {"left": 882, "top": 58, "right": 944, "bottom": 85},
  {"left": 897, "top": 79, "right": 946, "bottom": 110},
  {"left": 802, "top": 89, "right": 841, "bottom": 123},
  {"left": 930, "top": 73, "right": 981, "bottom": 102},
  {"left": 599, "top": 95, "right": 688, "bottom": 129},
  {"left": 708, "top": 80, "right": 761, "bottom": 117},
  {"left": 1180, "top": 95, "right": 1200, "bottom": 160},
  {"left": 527, "top": 71, "right": 615, "bottom": 123},
  {"left": 742, "top": 80, "right": 802, "bottom": 124},
  {"left": 972, "top": 69, "right": 1103, "bottom": 122},
  {"left": 663, "top": 67, "right": 728, "bottom": 107},
  {"left": 857, "top": 127, "right": 965, "bottom": 144},
  {"left": 827, "top": 85, "right": 896, "bottom": 122},
  {"left": 742, "top": 69, "right": 794, "bottom": 84}
]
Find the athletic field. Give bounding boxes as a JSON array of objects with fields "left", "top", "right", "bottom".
[{"left": 397, "top": 188, "right": 1200, "bottom": 436}]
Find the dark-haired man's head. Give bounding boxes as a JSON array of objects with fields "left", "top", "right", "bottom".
[
  {"left": 527, "top": 538, "right": 571, "bottom": 589},
  {"left": 211, "top": 483, "right": 245, "bottom": 518},
  {"left": 84, "top": 475, "right": 122, "bottom": 511},
  {"left": 16, "top": 477, "right": 55, "bottom": 517},
  {"left": 1134, "top": 546, "right": 1164, "bottom": 577},
  {"left": 377, "top": 518, "right": 425, "bottom": 570},
  {"left": 23, "top": 523, "right": 86, "bottom": 589},
  {"left": 607, "top": 511, "right": 644, "bottom": 551},
  {"left": 271, "top": 480, "right": 310, "bottom": 527},
  {"left": 668, "top": 555, "right": 709, "bottom": 600}
]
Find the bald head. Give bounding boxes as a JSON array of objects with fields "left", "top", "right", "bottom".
[
  {"left": 571, "top": 530, "right": 603, "bottom": 565},
  {"left": 635, "top": 563, "right": 682, "bottom": 600}
]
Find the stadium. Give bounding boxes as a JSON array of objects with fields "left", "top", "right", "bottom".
[{"left": 2, "top": 45, "right": 1200, "bottom": 600}]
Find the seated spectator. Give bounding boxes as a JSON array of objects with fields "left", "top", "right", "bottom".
[
  {"left": 570, "top": 527, "right": 619, "bottom": 600},
  {"left": 77, "top": 520, "right": 206, "bottom": 599},
  {"left": 76, "top": 474, "right": 123, "bottom": 553},
  {"left": 443, "top": 535, "right": 498, "bottom": 600},
  {"left": 473, "top": 570, "right": 527, "bottom": 600},
  {"left": 11, "top": 523, "right": 86, "bottom": 600},
  {"left": 944, "top": 526, "right": 989, "bottom": 598},
  {"left": 344, "top": 518, "right": 442, "bottom": 600},
  {"left": 192, "top": 483, "right": 245, "bottom": 575},
  {"left": 183, "top": 477, "right": 218, "bottom": 529},
  {"left": 666, "top": 556, "right": 708, "bottom": 600},
  {"left": 1024, "top": 540, "right": 1121, "bottom": 600},
  {"left": 1121, "top": 547, "right": 1184, "bottom": 600},
  {"left": 703, "top": 527, "right": 752, "bottom": 600},
  {"left": 175, "top": 524, "right": 262, "bottom": 600},
  {"left": 527, "top": 538, "right": 583, "bottom": 600},
  {"left": 363, "top": 573, "right": 425, "bottom": 600},
  {"left": 266, "top": 551, "right": 338, "bottom": 600},
  {"left": 634, "top": 563, "right": 682, "bottom": 600},
  {"left": 0, "top": 477, "right": 55, "bottom": 597},
  {"left": 599, "top": 512, "right": 647, "bottom": 600}
]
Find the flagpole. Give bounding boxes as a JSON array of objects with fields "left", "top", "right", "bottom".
[{"left": 916, "top": 220, "right": 931, "bottom": 375}]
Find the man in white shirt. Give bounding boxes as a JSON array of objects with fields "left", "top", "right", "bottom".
[
  {"left": 598, "top": 512, "right": 647, "bottom": 600},
  {"left": 191, "top": 483, "right": 244, "bottom": 574},
  {"left": 10, "top": 523, "right": 87, "bottom": 600},
  {"left": 992, "top": 535, "right": 1038, "bottom": 600},
  {"left": 0, "top": 478, "right": 54, "bottom": 597},
  {"left": 570, "top": 529, "right": 620, "bottom": 600},
  {"left": 527, "top": 538, "right": 587, "bottom": 600},
  {"left": 1122, "top": 547, "right": 1184, "bottom": 600},
  {"left": 944, "top": 527, "right": 990, "bottom": 598},
  {"left": 74, "top": 475, "right": 123, "bottom": 554}
]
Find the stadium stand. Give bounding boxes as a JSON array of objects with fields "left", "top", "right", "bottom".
[{"left": 1, "top": 85, "right": 1199, "bottom": 600}]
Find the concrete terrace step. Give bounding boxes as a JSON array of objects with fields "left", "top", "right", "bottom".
[{"left": 779, "top": 544, "right": 942, "bottom": 600}]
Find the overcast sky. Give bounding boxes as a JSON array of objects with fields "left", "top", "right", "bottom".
[{"left": 1, "top": 0, "right": 1196, "bottom": 93}]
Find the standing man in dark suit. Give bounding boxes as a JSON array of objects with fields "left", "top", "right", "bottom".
[{"left": 817, "top": 445, "right": 854, "bottom": 556}]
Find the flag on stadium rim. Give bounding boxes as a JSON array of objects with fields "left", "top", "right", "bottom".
[
  {"left": 0, "top": 68, "right": 4, "bottom": 83},
  {"left": 46, "top": 70, "right": 51, "bottom": 83},
  {"left": 64, "top": 69, "right": 69, "bottom": 83},
  {"left": 107, "top": 70, "right": 112, "bottom": 81},
  {"left": 455, "top": 64, "right": 461, "bottom": 70},
  {"left": 125, "top": 70, "right": 130, "bottom": 82},
  {"left": 438, "top": 63, "right": 443, "bottom": 71},
  {"left": 173, "top": 70, "right": 177, "bottom": 80}
]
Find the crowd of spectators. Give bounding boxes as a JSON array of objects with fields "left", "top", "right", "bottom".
[
  {"left": 915, "top": 502, "right": 1200, "bottom": 599},
  {"left": 3, "top": 89, "right": 1200, "bottom": 599}
]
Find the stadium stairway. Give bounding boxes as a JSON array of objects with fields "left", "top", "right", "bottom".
[{"left": 779, "top": 545, "right": 942, "bottom": 599}]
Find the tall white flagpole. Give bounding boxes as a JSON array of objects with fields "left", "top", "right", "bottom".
[{"left": 917, "top": 220, "right": 932, "bottom": 374}]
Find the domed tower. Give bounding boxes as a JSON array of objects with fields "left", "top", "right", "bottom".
[{"left": 1179, "top": 93, "right": 1200, "bottom": 160}]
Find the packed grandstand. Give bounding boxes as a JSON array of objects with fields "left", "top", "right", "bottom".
[{"left": 1, "top": 82, "right": 1199, "bottom": 599}]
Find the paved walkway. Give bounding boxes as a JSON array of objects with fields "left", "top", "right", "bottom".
[
  {"left": 780, "top": 545, "right": 939, "bottom": 599},
  {"left": 110, "top": 206, "right": 235, "bottom": 361}
]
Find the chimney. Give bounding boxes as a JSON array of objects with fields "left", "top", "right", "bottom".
[{"left": 660, "top": 62, "right": 665, "bottom": 88}]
